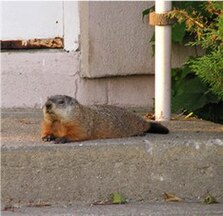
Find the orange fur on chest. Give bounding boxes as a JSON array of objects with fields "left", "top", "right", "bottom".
[{"left": 41, "top": 120, "right": 87, "bottom": 141}]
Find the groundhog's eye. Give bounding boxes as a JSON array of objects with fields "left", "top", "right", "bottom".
[{"left": 58, "top": 100, "right": 65, "bottom": 105}]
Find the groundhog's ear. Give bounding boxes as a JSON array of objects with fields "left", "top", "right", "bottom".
[{"left": 71, "top": 98, "right": 79, "bottom": 105}]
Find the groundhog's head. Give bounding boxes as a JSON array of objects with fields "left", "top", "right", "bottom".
[{"left": 43, "top": 95, "right": 79, "bottom": 121}]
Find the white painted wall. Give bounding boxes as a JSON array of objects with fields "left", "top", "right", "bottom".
[
  {"left": 1, "top": 1, "right": 63, "bottom": 40},
  {"left": 1, "top": 1, "right": 80, "bottom": 51},
  {"left": 63, "top": 1, "right": 80, "bottom": 51}
]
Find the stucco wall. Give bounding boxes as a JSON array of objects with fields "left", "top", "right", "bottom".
[
  {"left": 80, "top": 1, "right": 155, "bottom": 78},
  {"left": 1, "top": 50, "right": 155, "bottom": 108},
  {"left": 79, "top": 1, "right": 201, "bottom": 79},
  {"left": 1, "top": 1, "right": 201, "bottom": 109},
  {"left": 1, "top": 45, "right": 200, "bottom": 109},
  {"left": 1, "top": 51, "right": 80, "bottom": 108}
]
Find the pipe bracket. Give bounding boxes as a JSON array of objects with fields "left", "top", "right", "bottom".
[{"left": 149, "top": 12, "right": 175, "bottom": 26}]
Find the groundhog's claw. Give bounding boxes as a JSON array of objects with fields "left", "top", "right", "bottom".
[{"left": 42, "top": 135, "right": 56, "bottom": 142}]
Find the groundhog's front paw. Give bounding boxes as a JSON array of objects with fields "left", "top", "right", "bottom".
[
  {"left": 42, "top": 135, "right": 56, "bottom": 142},
  {"left": 54, "top": 137, "right": 69, "bottom": 144}
]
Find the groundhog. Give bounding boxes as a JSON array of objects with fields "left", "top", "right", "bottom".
[{"left": 41, "top": 95, "right": 169, "bottom": 143}]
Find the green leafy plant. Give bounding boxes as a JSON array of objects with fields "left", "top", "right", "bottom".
[
  {"left": 172, "top": 65, "right": 219, "bottom": 112},
  {"left": 143, "top": 1, "right": 223, "bottom": 123},
  {"left": 203, "top": 193, "right": 218, "bottom": 204},
  {"left": 170, "top": 1, "right": 223, "bottom": 123},
  {"left": 188, "top": 49, "right": 223, "bottom": 100},
  {"left": 110, "top": 192, "right": 127, "bottom": 204},
  {"left": 92, "top": 192, "right": 127, "bottom": 205}
]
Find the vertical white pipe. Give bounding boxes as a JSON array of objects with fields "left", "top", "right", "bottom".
[{"left": 155, "top": 1, "right": 172, "bottom": 121}]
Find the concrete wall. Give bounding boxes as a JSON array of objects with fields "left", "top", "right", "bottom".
[
  {"left": 1, "top": 51, "right": 80, "bottom": 108},
  {"left": 1, "top": 1, "right": 200, "bottom": 109},
  {"left": 79, "top": 1, "right": 199, "bottom": 78},
  {"left": 1, "top": 50, "right": 155, "bottom": 108},
  {"left": 1, "top": 45, "right": 198, "bottom": 109},
  {"left": 80, "top": 1, "right": 155, "bottom": 78},
  {"left": 1, "top": 1, "right": 157, "bottom": 109}
]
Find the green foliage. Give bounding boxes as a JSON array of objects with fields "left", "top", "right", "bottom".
[
  {"left": 170, "top": 2, "right": 223, "bottom": 123},
  {"left": 170, "top": 1, "right": 223, "bottom": 50},
  {"left": 204, "top": 193, "right": 218, "bottom": 204},
  {"left": 172, "top": 64, "right": 223, "bottom": 123},
  {"left": 172, "top": 23, "right": 186, "bottom": 44},
  {"left": 188, "top": 48, "right": 223, "bottom": 100},
  {"left": 172, "top": 64, "right": 220, "bottom": 109},
  {"left": 143, "top": 2, "right": 223, "bottom": 123},
  {"left": 142, "top": 6, "right": 154, "bottom": 22},
  {"left": 110, "top": 192, "right": 127, "bottom": 204}
]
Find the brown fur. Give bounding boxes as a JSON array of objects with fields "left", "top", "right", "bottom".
[{"left": 41, "top": 95, "right": 168, "bottom": 143}]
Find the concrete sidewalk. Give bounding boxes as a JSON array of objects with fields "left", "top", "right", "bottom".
[
  {"left": 1, "top": 109, "right": 223, "bottom": 208},
  {"left": 2, "top": 201, "right": 223, "bottom": 216}
]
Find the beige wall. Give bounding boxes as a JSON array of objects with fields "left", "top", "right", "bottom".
[
  {"left": 1, "top": 1, "right": 200, "bottom": 109},
  {"left": 1, "top": 51, "right": 80, "bottom": 108},
  {"left": 80, "top": 1, "right": 199, "bottom": 78},
  {"left": 1, "top": 51, "right": 155, "bottom": 109},
  {"left": 80, "top": 1, "right": 155, "bottom": 78}
]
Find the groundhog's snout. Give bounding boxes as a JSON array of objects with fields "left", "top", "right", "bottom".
[{"left": 45, "top": 101, "right": 52, "bottom": 110}]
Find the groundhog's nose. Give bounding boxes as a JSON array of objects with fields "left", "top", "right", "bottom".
[{"left": 45, "top": 101, "right": 52, "bottom": 110}]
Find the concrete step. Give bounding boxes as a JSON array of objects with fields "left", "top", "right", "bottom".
[
  {"left": 1, "top": 109, "right": 223, "bottom": 207},
  {"left": 2, "top": 202, "right": 223, "bottom": 216}
]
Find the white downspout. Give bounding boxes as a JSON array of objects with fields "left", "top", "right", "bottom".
[{"left": 155, "top": 1, "right": 172, "bottom": 121}]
